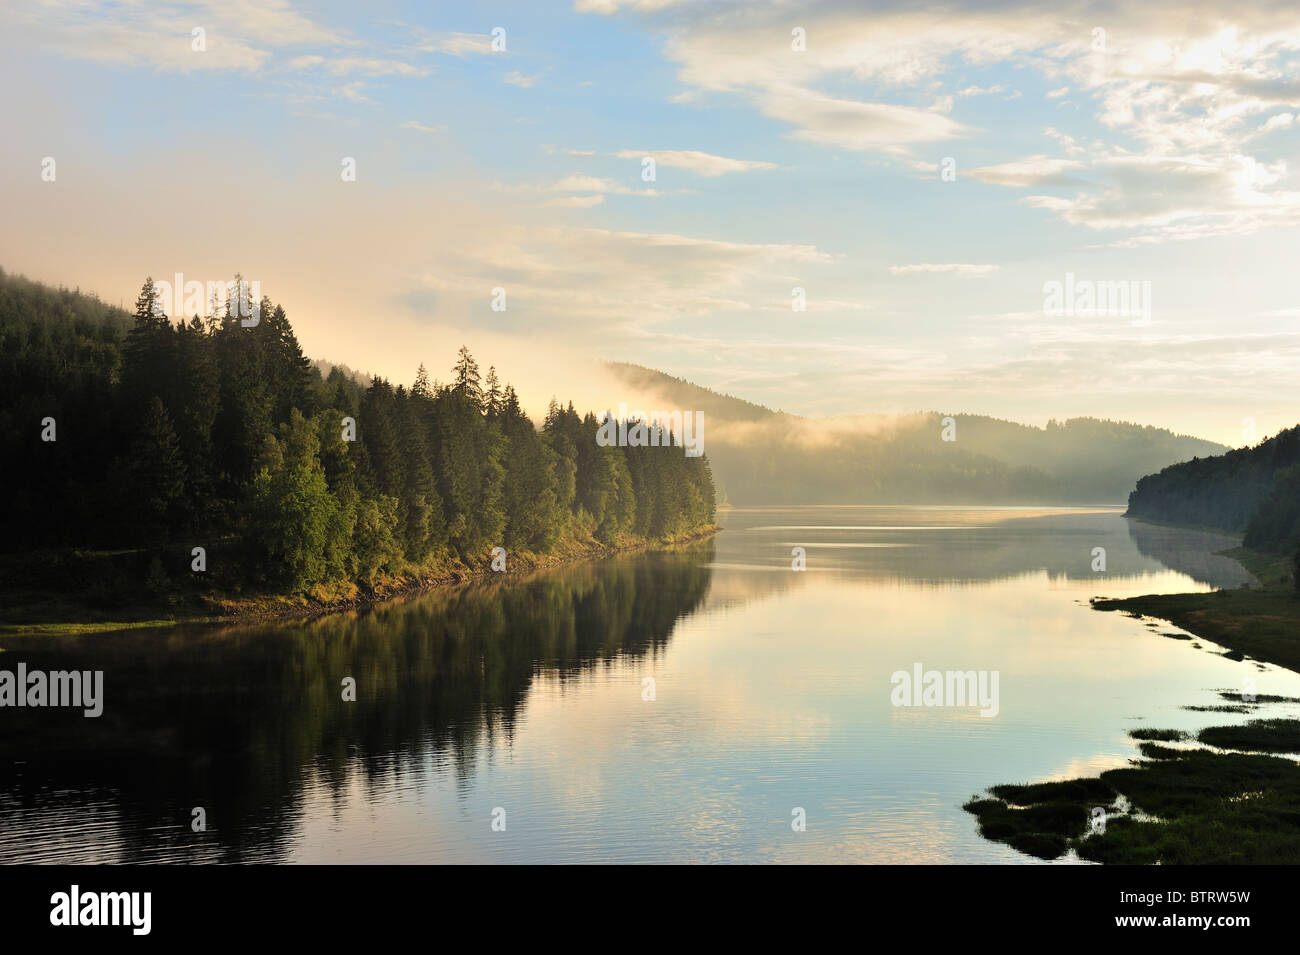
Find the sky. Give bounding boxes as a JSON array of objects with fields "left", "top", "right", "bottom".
[{"left": 1, "top": 0, "right": 1298, "bottom": 446}]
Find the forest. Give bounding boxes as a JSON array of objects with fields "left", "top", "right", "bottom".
[
  {"left": 1125, "top": 423, "right": 1300, "bottom": 556},
  {"left": 0, "top": 268, "right": 716, "bottom": 596},
  {"left": 609, "top": 363, "right": 1228, "bottom": 505}
]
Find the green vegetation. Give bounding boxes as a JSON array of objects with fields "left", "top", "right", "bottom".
[
  {"left": 962, "top": 414, "right": 1300, "bottom": 864},
  {"left": 1125, "top": 423, "right": 1300, "bottom": 550},
  {"left": 1197, "top": 719, "right": 1300, "bottom": 753},
  {"left": 966, "top": 720, "right": 1300, "bottom": 864},
  {"left": 973, "top": 536, "right": 1300, "bottom": 864},
  {"left": 1091, "top": 582, "right": 1300, "bottom": 673},
  {"left": 0, "top": 542, "right": 717, "bottom": 861},
  {"left": 1128, "top": 728, "right": 1189, "bottom": 741},
  {"left": 0, "top": 269, "right": 717, "bottom": 618}
]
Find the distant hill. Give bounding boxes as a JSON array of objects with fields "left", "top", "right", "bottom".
[
  {"left": 607, "top": 363, "right": 1227, "bottom": 506},
  {"left": 1126, "top": 425, "right": 1300, "bottom": 553},
  {"left": 605, "top": 362, "right": 778, "bottom": 423}
]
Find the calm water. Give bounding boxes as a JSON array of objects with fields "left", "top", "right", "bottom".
[{"left": 3, "top": 506, "right": 1299, "bottom": 864}]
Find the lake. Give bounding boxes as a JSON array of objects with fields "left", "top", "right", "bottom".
[{"left": 3, "top": 506, "right": 1298, "bottom": 863}]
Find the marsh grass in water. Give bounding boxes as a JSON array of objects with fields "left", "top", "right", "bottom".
[{"left": 966, "top": 719, "right": 1300, "bottom": 863}]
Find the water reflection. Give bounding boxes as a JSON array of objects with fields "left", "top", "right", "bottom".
[
  {"left": 0, "top": 544, "right": 714, "bottom": 862},
  {"left": 0, "top": 508, "right": 1283, "bottom": 864}
]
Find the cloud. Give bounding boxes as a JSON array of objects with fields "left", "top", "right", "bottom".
[
  {"left": 418, "top": 31, "right": 497, "bottom": 56},
  {"left": 0, "top": 0, "right": 347, "bottom": 73},
  {"left": 582, "top": 0, "right": 1300, "bottom": 245},
  {"left": 1021, "top": 154, "right": 1300, "bottom": 244},
  {"left": 544, "top": 146, "right": 597, "bottom": 157},
  {"left": 967, "top": 155, "right": 1086, "bottom": 187},
  {"left": 546, "top": 194, "right": 607, "bottom": 208},
  {"left": 552, "top": 175, "right": 659, "bottom": 196},
  {"left": 400, "top": 121, "right": 447, "bottom": 133},
  {"left": 302, "top": 57, "right": 429, "bottom": 77},
  {"left": 613, "top": 149, "right": 776, "bottom": 175},
  {"left": 759, "top": 85, "right": 972, "bottom": 151},
  {"left": 504, "top": 70, "right": 541, "bottom": 87},
  {"left": 889, "top": 263, "right": 1000, "bottom": 276}
]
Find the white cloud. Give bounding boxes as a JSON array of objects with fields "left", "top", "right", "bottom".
[
  {"left": 400, "top": 121, "right": 447, "bottom": 133},
  {"left": 0, "top": 0, "right": 348, "bottom": 73},
  {"left": 967, "top": 155, "right": 1086, "bottom": 187},
  {"left": 1021, "top": 154, "right": 1300, "bottom": 244},
  {"left": 889, "top": 263, "right": 1000, "bottom": 275},
  {"left": 553, "top": 175, "right": 659, "bottom": 197},
  {"left": 546, "top": 195, "right": 606, "bottom": 208},
  {"left": 505, "top": 70, "right": 541, "bottom": 87},
  {"left": 759, "top": 85, "right": 972, "bottom": 151},
  {"left": 544, "top": 146, "right": 597, "bottom": 156},
  {"left": 418, "top": 32, "right": 496, "bottom": 56},
  {"left": 311, "top": 57, "right": 428, "bottom": 77},
  {"left": 613, "top": 149, "right": 776, "bottom": 176}
]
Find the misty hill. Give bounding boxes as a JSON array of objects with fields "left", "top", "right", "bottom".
[
  {"left": 1126, "top": 424, "right": 1300, "bottom": 553},
  {"left": 608, "top": 363, "right": 1227, "bottom": 506}
]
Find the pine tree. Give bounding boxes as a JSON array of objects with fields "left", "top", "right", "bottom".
[
  {"left": 121, "top": 277, "right": 174, "bottom": 414},
  {"left": 452, "top": 346, "right": 484, "bottom": 410},
  {"left": 130, "top": 396, "right": 187, "bottom": 542},
  {"left": 413, "top": 363, "right": 433, "bottom": 400},
  {"left": 484, "top": 365, "right": 501, "bottom": 418}
]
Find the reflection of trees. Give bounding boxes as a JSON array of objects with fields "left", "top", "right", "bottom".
[
  {"left": 0, "top": 541, "right": 714, "bottom": 863},
  {"left": 715, "top": 512, "right": 1188, "bottom": 587},
  {"left": 1125, "top": 519, "right": 1254, "bottom": 589}
]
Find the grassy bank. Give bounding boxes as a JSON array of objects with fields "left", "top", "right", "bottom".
[
  {"left": 1090, "top": 547, "right": 1300, "bottom": 672},
  {"left": 0, "top": 525, "right": 720, "bottom": 636},
  {"left": 967, "top": 542, "right": 1300, "bottom": 864}
]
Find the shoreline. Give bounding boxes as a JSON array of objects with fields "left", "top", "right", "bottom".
[
  {"left": 966, "top": 535, "right": 1300, "bottom": 864},
  {"left": 0, "top": 525, "right": 721, "bottom": 636}
]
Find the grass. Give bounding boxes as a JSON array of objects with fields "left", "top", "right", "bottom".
[
  {"left": 1091, "top": 585, "right": 1300, "bottom": 672},
  {"left": 966, "top": 544, "right": 1300, "bottom": 864},
  {"left": 1197, "top": 719, "right": 1300, "bottom": 754},
  {"left": 1128, "top": 728, "right": 1189, "bottom": 741},
  {"left": 966, "top": 733, "right": 1300, "bottom": 864}
]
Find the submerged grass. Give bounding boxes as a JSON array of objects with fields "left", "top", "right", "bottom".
[{"left": 966, "top": 739, "right": 1300, "bottom": 864}]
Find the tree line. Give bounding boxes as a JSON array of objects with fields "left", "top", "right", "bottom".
[
  {"left": 1125, "top": 422, "right": 1300, "bottom": 567},
  {"left": 0, "top": 269, "right": 716, "bottom": 593}
]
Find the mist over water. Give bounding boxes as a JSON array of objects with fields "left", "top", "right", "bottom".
[{"left": 3, "top": 507, "right": 1294, "bottom": 864}]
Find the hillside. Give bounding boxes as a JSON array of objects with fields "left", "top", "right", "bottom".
[
  {"left": 0, "top": 269, "right": 717, "bottom": 598},
  {"left": 607, "top": 363, "right": 1227, "bottom": 505},
  {"left": 1126, "top": 424, "right": 1300, "bottom": 552}
]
